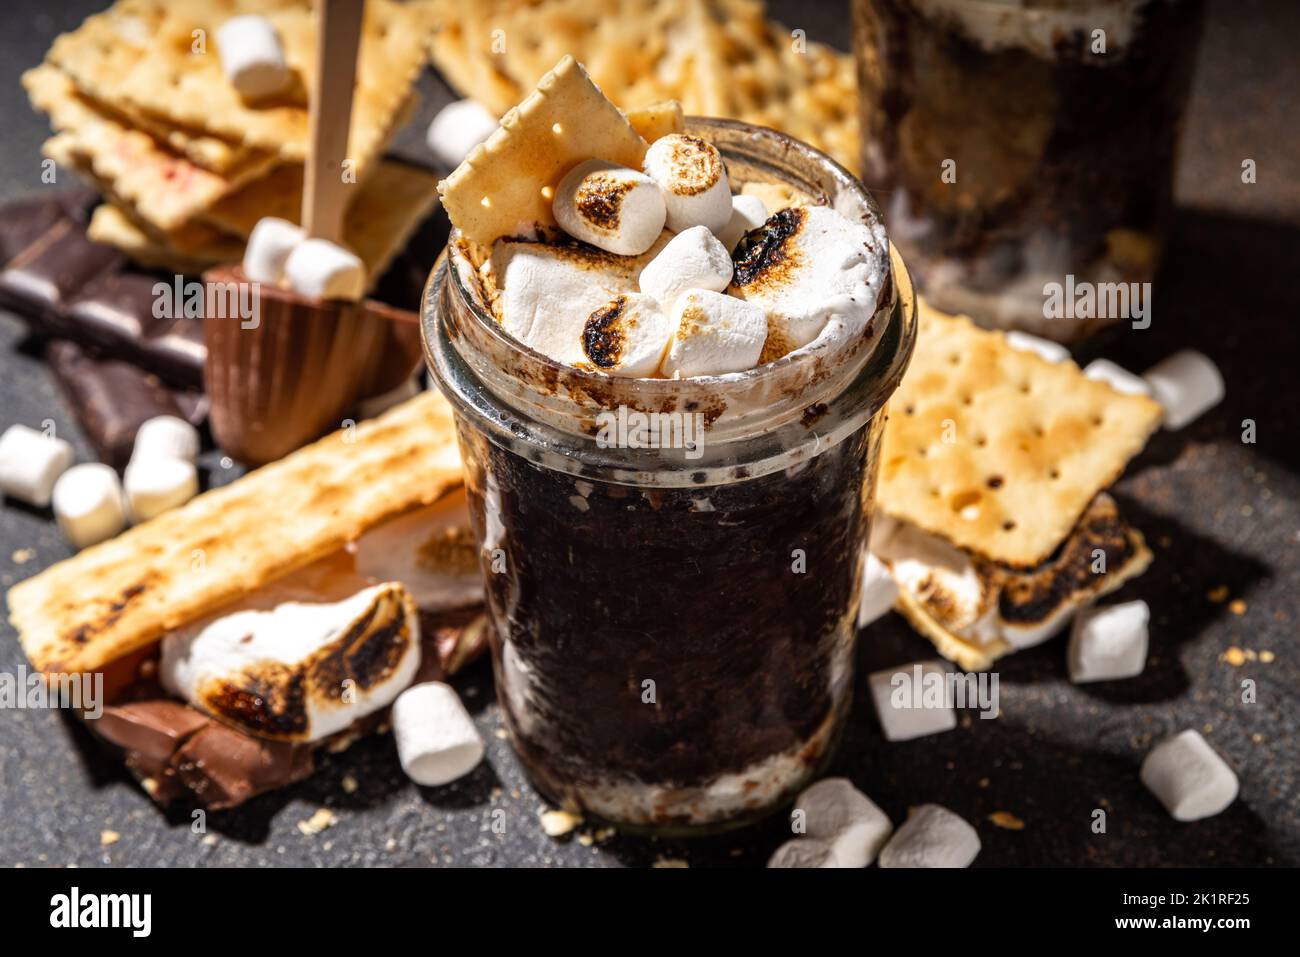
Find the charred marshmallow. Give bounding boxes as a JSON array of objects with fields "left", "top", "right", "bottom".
[
  {"left": 581, "top": 292, "right": 675, "bottom": 377},
  {"left": 553, "top": 159, "right": 666, "bottom": 256},
  {"left": 642, "top": 134, "right": 732, "bottom": 234}
]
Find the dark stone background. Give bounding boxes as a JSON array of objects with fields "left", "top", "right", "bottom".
[{"left": 0, "top": 0, "right": 1295, "bottom": 867}]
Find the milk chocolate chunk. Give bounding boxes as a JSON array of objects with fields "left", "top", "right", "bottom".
[
  {"left": 94, "top": 699, "right": 212, "bottom": 761},
  {"left": 174, "top": 722, "right": 314, "bottom": 810}
]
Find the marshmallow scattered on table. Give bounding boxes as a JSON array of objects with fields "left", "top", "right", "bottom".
[
  {"left": 124, "top": 457, "right": 198, "bottom": 523},
  {"left": 767, "top": 837, "right": 842, "bottom": 869},
  {"left": 52, "top": 463, "right": 127, "bottom": 550},
  {"left": 581, "top": 292, "right": 675, "bottom": 377},
  {"left": 1084, "top": 358, "right": 1152, "bottom": 397},
  {"left": 391, "top": 681, "right": 485, "bottom": 786},
  {"left": 284, "top": 238, "right": 366, "bottom": 301},
  {"left": 426, "top": 99, "right": 499, "bottom": 169},
  {"left": 1143, "top": 350, "right": 1224, "bottom": 430},
  {"left": 717, "top": 194, "right": 769, "bottom": 251},
  {"left": 243, "top": 217, "right": 304, "bottom": 285},
  {"left": 642, "top": 133, "right": 732, "bottom": 234},
  {"left": 858, "top": 551, "right": 899, "bottom": 628},
  {"left": 637, "top": 225, "right": 733, "bottom": 309},
  {"left": 1006, "top": 330, "right": 1070, "bottom": 364},
  {"left": 794, "top": 778, "right": 893, "bottom": 868},
  {"left": 660, "top": 289, "right": 767, "bottom": 378},
  {"left": 1068, "top": 600, "right": 1149, "bottom": 684},
  {"left": 553, "top": 159, "right": 666, "bottom": 256},
  {"left": 878, "top": 804, "right": 981, "bottom": 868},
  {"left": 869, "top": 659, "right": 957, "bottom": 742},
  {"left": 132, "top": 415, "right": 200, "bottom": 464},
  {"left": 0, "top": 424, "right": 74, "bottom": 508},
  {"left": 1140, "top": 729, "right": 1238, "bottom": 822},
  {"left": 216, "top": 15, "right": 291, "bottom": 101}
]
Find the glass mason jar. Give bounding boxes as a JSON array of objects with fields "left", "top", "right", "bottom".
[
  {"left": 854, "top": 0, "right": 1205, "bottom": 341},
  {"left": 423, "top": 118, "right": 917, "bottom": 834}
]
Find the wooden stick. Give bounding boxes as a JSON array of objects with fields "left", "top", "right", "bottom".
[{"left": 301, "top": 0, "right": 366, "bottom": 243}]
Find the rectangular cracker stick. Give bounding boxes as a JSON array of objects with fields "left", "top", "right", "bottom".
[{"left": 87, "top": 203, "right": 242, "bottom": 273}]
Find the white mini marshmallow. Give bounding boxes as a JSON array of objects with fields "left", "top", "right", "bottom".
[
  {"left": 356, "top": 375, "right": 422, "bottom": 420},
  {"left": 1068, "top": 600, "right": 1149, "bottom": 684},
  {"left": 878, "top": 804, "right": 981, "bottom": 868},
  {"left": 284, "top": 239, "right": 366, "bottom": 301},
  {"left": 1140, "top": 729, "right": 1238, "bottom": 822},
  {"left": 1006, "top": 330, "right": 1070, "bottom": 364},
  {"left": 869, "top": 660, "right": 957, "bottom": 742},
  {"left": 243, "top": 217, "right": 304, "bottom": 285},
  {"left": 132, "top": 415, "right": 200, "bottom": 464},
  {"left": 1084, "top": 358, "right": 1152, "bottom": 397},
  {"left": 858, "top": 551, "right": 899, "bottom": 628},
  {"left": 124, "top": 457, "right": 197, "bottom": 523},
  {"left": 767, "top": 838, "right": 842, "bottom": 869},
  {"left": 728, "top": 205, "right": 889, "bottom": 350},
  {"left": 1143, "top": 350, "right": 1224, "bottom": 430},
  {"left": 581, "top": 292, "right": 675, "bottom": 377},
  {"left": 0, "top": 424, "right": 74, "bottom": 508},
  {"left": 642, "top": 134, "right": 732, "bottom": 234},
  {"left": 391, "top": 681, "right": 485, "bottom": 786},
  {"left": 794, "top": 778, "right": 893, "bottom": 868},
  {"left": 661, "top": 289, "right": 767, "bottom": 377},
  {"left": 716, "top": 194, "right": 769, "bottom": 251},
  {"left": 52, "top": 464, "right": 127, "bottom": 550},
  {"left": 216, "top": 15, "right": 291, "bottom": 101},
  {"left": 553, "top": 159, "right": 666, "bottom": 256},
  {"left": 637, "top": 225, "right": 733, "bottom": 308},
  {"left": 426, "top": 99, "right": 499, "bottom": 169}
]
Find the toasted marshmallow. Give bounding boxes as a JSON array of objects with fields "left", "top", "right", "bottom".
[
  {"left": 728, "top": 205, "right": 888, "bottom": 351},
  {"left": 1141, "top": 729, "right": 1238, "bottom": 822},
  {"left": 133, "top": 415, "right": 200, "bottom": 464},
  {"left": 0, "top": 424, "right": 74, "bottom": 508},
  {"left": 716, "top": 194, "right": 769, "bottom": 251},
  {"left": 637, "top": 225, "right": 733, "bottom": 308},
  {"left": 284, "top": 238, "right": 366, "bottom": 301},
  {"left": 216, "top": 15, "right": 291, "bottom": 101},
  {"left": 243, "top": 217, "right": 304, "bottom": 285},
  {"left": 161, "top": 583, "right": 421, "bottom": 743},
  {"left": 767, "top": 838, "right": 842, "bottom": 869},
  {"left": 794, "top": 778, "right": 893, "bottom": 868},
  {"left": 661, "top": 289, "right": 767, "bottom": 377},
  {"left": 876, "top": 522, "right": 993, "bottom": 636},
  {"left": 581, "top": 292, "right": 675, "bottom": 376},
  {"left": 878, "top": 804, "right": 980, "bottom": 868},
  {"left": 642, "top": 134, "right": 732, "bottom": 233},
  {"left": 1069, "top": 600, "right": 1149, "bottom": 683},
  {"left": 858, "top": 551, "right": 899, "bottom": 628},
  {"left": 1084, "top": 358, "right": 1151, "bottom": 397},
  {"left": 1143, "top": 349, "right": 1224, "bottom": 430},
  {"left": 124, "top": 457, "right": 197, "bottom": 522},
  {"left": 391, "top": 681, "right": 485, "bottom": 786},
  {"left": 426, "top": 99, "right": 499, "bottom": 169},
  {"left": 553, "top": 159, "right": 666, "bottom": 256},
  {"left": 52, "top": 464, "right": 127, "bottom": 550},
  {"left": 1006, "top": 330, "right": 1070, "bottom": 364}
]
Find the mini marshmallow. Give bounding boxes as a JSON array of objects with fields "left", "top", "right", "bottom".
[
  {"left": 216, "top": 15, "right": 291, "bottom": 101},
  {"left": 132, "top": 415, "right": 200, "bottom": 464},
  {"left": 243, "top": 217, "right": 304, "bottom": 285},
  {"left": 124, "top": 457, "right": 197, "bottom": 523},
  {"left": 284, "top": 238, "right": 366, "bottom": 301},
  {"left": 0, "top": 424, "right": 74, "bottom": 508},
  {"left": 426, "top": 99, "right": 499, "bottom": 169},
  {"left": 858, "top": 551, "right": 899, "bottom": 628},
  {"left": 642, "top": 134, "right": 732, "bottom": 234},
  {"left": 716, "top": 194, "right": 769, "bottom": 251},
  {"left": 767, "top": 838, "right": 842, "bottom": 869},
  {"left": 52, "top": 464, "right": 127, "bottom": 550},
  {"left": 661, "top": 289, "right": 767, "bottom": 377},
  {"left": 391, "top": 681, "right": 485, "bottom": 786},
  {"left": 878, "top": 804, "right": 981, "bottom": 868},
  {"left": 1006, "top": 330, "right": 1070, "bottom": 364},
  {"left": 581, "top": 293, "right": 675, "bottom": 377},
  {"left": 1143, "top": 350, "right": 1224, "bottom": 430},
  {"left": 637, "top": 225, "right": 733, "bottom": 308},
  {"left": 794, "top": 778, "right": 893, "bottom": 868},
  {"left": 553, "top": 159, "right": 667, "bottom": 256},
  {"left": 1068, "top": 600, "right": 1149, "bottom": 684},
  {"left": 869, "top": 660, "right": 957, "bottom": 742},
  {"left": 1084, "top": 358, "right": 1152, "bottom": 397},
  {"left": 1140, "top": 729, "right": 1238, "bottom": 822}
]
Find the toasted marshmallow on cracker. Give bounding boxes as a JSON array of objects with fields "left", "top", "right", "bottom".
[
  {"left": 661, "top": 289, "right": 767, "bottom": 378},
  {"left": 581, "top": 293, "right": 675, "bottom": 377},
  {"left": 637, "top": 225, "right": 733, "bottom": 309},
  {"left": 427, "top": 99, "right": 499, "bottom": 170},
  {"left": 243, "top": 217, "right": 304, "bottom": 286},
  {"left": 216, "top": 15, "right": 291, "bottom": 102},
  {"left": 642, "top": 134, "right": 732, "bottom": 234},
  {"left": 285, "top": 239, "right": 366, "bottom": 301},
  {"left": 553, "top": 159, "right": 666, "bottom": 256},
  {"left": 728, "top": 205, "right": 888, "bottom": 351},
  {"left": 52, "top": 464, "right": 127, "bottom": 550},
  {"left": 161, "top": 583, "right": 420, "bottom": 743}
]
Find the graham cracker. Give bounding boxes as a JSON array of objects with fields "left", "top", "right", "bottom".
[
  {"left": 625, "top": 99, "right": 684, "bottom": 142},
  {"left": 9, "top": 392, "right": 463, "bottom": 676},
  {"left": 877, "top": 303, "right": 1163, "bottom": 567},
  {"left": 88, "top": 203, "right": 241, "bottom": 273},
  {"left": 438, "top": 55, "right": 649, "bottom": 245}
]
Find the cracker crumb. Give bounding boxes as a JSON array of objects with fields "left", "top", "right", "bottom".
[
  {"left": 988, "top": 811, "right": 1025, "bottom": 831},
  {"left": 653, "top": 856, "right": 689, "bottom": 868},
  {"left": 1207, "top": 585, "right": 1229, "bottom": 602},
  {"left": 11, "top": 548, "right": 34, "bottom": 565},
  {"left": 100, "top": 830, "right": 120, "bottom": 846},
  {"left": 341, "top": 775, "right": 358, "bottom": 794},
  {"left": 202, "top": 834, "right": 217, "bottom": 847},
  {"left": 1260, "top": 650, "right": 1275, "bottom": 663},
  {"left": 297, "top": 808, "right": 338, "bottom": 836},
  {"left": 1222, "top": 646, "right": 1247, "bottom": 666},
  {"left": 1228, "top": 599, "right": 1247, "bottom": 615},
  {"left": 577, "top": 832, "right": 595, "bottom": 847},
  {"left": 494, "top": 728, "right": 509, "bottom": 739},
  {"left": 539, "top": 808, "right": 582, "bottom": 837},
  {"left": 978, "top": 777, "right": 990, "bottom": 789}
]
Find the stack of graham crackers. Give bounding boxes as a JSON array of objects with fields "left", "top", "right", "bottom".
[
  {"left": 24, "top": 0, "right": 442, "bottom": 279},
  {"left": 426, "top": 0, "right": 862, "bottom": 174}
]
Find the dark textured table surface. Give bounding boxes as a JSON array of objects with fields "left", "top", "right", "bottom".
[{"left": 0, "top": 0, "right": 1296, "bottom": 868}]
